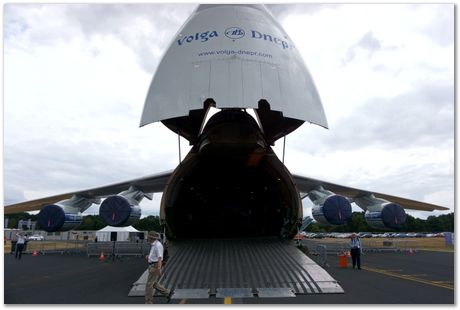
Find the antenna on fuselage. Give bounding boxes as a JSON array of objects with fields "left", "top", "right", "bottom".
[
  {"left": 178, "top": 130, "right": 182, "bottom": 164},
  {"left": 282, "top": 135, "right": 286, "bottom": 164}
]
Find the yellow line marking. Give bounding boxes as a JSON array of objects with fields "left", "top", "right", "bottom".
[
  {"left": 224, "top": 297, "right": 232, "bottom": 304},
  {"left": 401, "top": 274, "right": 428, "bottom": 277},
  {"left": 418, "top": 248, "right": 454, "bottom": 253},
  {"left": 362, "top": 267, "right": 454, "bottom": 290},
  {"left": 432, "top": 281, "right": 454, "bottom": 284},
  {"left": 179, "top": 299, "right": 187, "bottom": 304},
  {"left": 384, "top": 269, "right": 404, "bottom": 272}
]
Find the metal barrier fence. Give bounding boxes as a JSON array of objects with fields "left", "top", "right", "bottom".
[
  {"left": 86, "top": 242, "right": 150, "bottom": 257},
  {"left": 301, "top": 238, "right": 423, "bottom": 269},
  {"left": 303, "top": 238, "right": 419, "bottom": 255},
  {"left": 7, "top": 240, "right": 87, "bottom": 255},
  {"left": 6, "top": 241, "right": 151, "bottom": 257}
]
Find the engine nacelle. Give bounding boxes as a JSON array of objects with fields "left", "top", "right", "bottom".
[
  {"left": 354, "top": 194, "right": 407, "bottom": 230},
  {"left": 365, "top": 203, "right": 407, "bottom": 229},
  {"left": 38, "top": 195, "right": 98, "bottom": 232},
  {"left": 39, "top": 204, "right": 83, "bottom": 232},
  {"left": 99, "top": 186, "right": 150, "bottom": 227},
  {"left": 99, "top": 196, "right": 141, "bottom": 226},
  {"left": 311, "top": 194, "right": 352, "bottom": 225}
]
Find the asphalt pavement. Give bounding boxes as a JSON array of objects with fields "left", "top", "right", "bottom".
[{"left": 4, "top": 245, "right": 454, "bottom": 304}]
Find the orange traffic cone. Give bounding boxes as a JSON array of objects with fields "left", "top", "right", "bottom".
[
  {"left": 338, "top": 254, "right": 347, "bottom": 268},
  {"left": 32, "top": 250, "right": 39, "bottom": 257},
  {"left": 99, "top": 252, "right": 105, "bottom": 261}
]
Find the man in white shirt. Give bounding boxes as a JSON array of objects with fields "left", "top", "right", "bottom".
[
  {"left": 349, "top": 233, "right": 362, "bottom": 269},
  {"left": 15, "top": 232, "right": 27, "bottom": 260},
  {"left": 145, "top": 231, "right": 171, "bottom": 304}
]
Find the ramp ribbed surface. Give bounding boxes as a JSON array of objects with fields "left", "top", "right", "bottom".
[{"left": 155, "top": 238, "right": 342, "bottom": 295}]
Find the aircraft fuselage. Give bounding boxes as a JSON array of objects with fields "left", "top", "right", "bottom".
[{"left": 160, "top": 109, "right": 302, "bottom": 238}]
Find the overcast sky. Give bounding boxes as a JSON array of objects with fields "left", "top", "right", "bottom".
[{"left": 3, "top": 3, "right": 454, "bottom": 220}]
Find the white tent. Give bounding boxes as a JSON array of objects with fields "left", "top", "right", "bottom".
[{"left": 95, "top": 225, "right": 140, "bottom": 242}]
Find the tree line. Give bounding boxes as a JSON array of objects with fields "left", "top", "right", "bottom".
[
  {"left": 5, "top": 212, "right": 453, "bottom": 233},
  {"left": 5, "top": 213, "right": 162, "bottom": 232},
  {"left": 306, "top": 212, "right": 454, "bottom": 233}
]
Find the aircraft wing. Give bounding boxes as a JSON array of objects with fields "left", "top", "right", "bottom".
[
  {"left": 292, "top": 174, "right": 448, "bottom": 212},
  {"left": 4, "top": 170, "right": 174, "bottom": 214},
  {"left": 5, "top": 170, "right": 448, "bottom": 214}
]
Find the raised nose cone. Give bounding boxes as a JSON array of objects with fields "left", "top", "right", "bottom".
[
  {"left": 195, "top": 4, "right": 267, "bottom": 13},
  {"left": 141, "top": 4, "right": 327, "bottom": 144}
]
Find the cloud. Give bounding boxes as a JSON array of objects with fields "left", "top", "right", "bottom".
[
  {"left": 289, "top": 81, "right": 453, "bottom": 156},
  {"left": 335, "top": 82, "right": 453, "bottom": 148},
  {"left": 66, "top": 4, "right": 196, "bottom": 73},
  {"left": 412, "top": 4, "right": 454, "bottom": 47},
  {"left": 267, "top": 3, "right": 341, "bottom": 18},
  {"left": 4, "top": 4, "right": 196, "bottom": 74},
  {"left": 343, "top": 31, "right": 382, "bottom": 64}
]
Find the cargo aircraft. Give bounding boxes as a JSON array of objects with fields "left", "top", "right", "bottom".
[{"left": 4, "top": 4, "right": 448, "bottom": 239}]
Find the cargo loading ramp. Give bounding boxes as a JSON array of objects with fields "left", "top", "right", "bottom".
[{"left": 129, "top": 238, "right": 343, "bottom": 299}]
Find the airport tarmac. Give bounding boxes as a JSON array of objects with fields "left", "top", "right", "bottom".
[{"left": 4, "top": 244, "right": 454, "bottom": 304}]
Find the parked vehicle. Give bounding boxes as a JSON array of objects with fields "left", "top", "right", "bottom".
[{"left": 28, "top": 235, "right": 44, "bottom": 240}]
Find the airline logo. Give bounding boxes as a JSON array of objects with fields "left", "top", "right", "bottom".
[
  {"left": 177, "top": 27, "right": 291, "bottom": 50},
  {"left": 225, "top": 27, "right": 245, "bottom": 39},
  {"left": 177, "top": 31, "right": 219, "bottom": 45}
]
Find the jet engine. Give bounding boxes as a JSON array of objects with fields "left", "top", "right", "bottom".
[
  {"left": 99, "top": 186, "right": 151, "bottom": 227},
  {"left": 355, "top": 195, "right": 407, "bottom": 229},
  {"left": 38, "top": 195, "right": 100, "bottom": 232},
  {"left": 307, "top": 187, "right": 352, "bottom": 225},
  {"left": 364, "top": 203, "right": 407, "bottom": 229}
]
